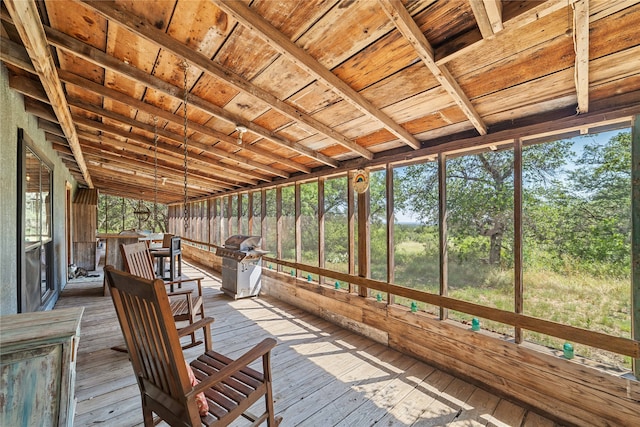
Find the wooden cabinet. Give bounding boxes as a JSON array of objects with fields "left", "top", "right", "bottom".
[{"left": 0, "top": 307, "right": 83, "bottom": 427}]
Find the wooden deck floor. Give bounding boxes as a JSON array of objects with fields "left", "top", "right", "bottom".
[{"left": 55, "top": 261, "right": 561, "bottom": 427}]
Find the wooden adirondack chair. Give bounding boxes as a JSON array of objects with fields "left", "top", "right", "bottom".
[
  {"left": 104, "top": 266, "right": 281, "bottom": 427},
  {"left": 120, "top": 242, "right": 208, "bottom": 350}
]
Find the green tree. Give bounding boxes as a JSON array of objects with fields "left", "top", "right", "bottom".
[{"left": 397, "top": 142, "right": 572, "bottom": 267}]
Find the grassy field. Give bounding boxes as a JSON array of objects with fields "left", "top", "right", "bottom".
[{"left": 391, "top": 241, "right": 632, "bottom": 370}]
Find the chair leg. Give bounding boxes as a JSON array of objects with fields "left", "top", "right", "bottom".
[{"left": 142, "top": 405, "right": 154, "bottom": 427}]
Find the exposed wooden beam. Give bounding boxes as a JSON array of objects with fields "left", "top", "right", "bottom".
[
  {"left": 0, "top": 35, "right": 34, "bottom": 72},
  {"left": 35, "top": 23, "right": 322, "bottom": 171},
  {"left": 69, "top": 98, "right": 289, "bottom": 179},
  {"left": 574, "top": 0, "right": 590, "bottom": 113},
  {"left": 4, "top": 0, "right": 92, "bottom": 187},
  {"left": 73, "top": 120, "right": 263, "bottom": 185},
  {"left": 378, "top": 0, "right": 488, "bottom": 136},
  {"left": 13, "top": 72, "right": 285, "bottom": 182},
  {"left": 469, "top": 0, "right": 504, "bottom": 38},
  {"left": 484, "top": 0, "right": 504, "bottom": 34},
  {"left": 436, "top": 0, "right": 571, "bottom": 66},
  {"left": 209, "top": 0, "right": 421, "bottom": 151},
  {"left": 469, "top": 0, "right": 496, "bottom": 39},
  {"left": 77, "top": 0, "right": 345, "bottom": 166},
  {"left": 77, "top": 141, "right": 233, "bottom": 192}
]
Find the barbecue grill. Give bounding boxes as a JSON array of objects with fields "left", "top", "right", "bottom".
[{"left": 216, "top": 235, "right": 267, "bottom": 299}]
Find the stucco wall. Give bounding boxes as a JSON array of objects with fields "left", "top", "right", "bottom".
[{"left": 0, "top": 64, "right": 78, "bottom": 315}]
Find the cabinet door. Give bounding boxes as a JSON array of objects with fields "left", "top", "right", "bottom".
[{"left": 0, "top": 343, "right": 63, "bottom": 427}]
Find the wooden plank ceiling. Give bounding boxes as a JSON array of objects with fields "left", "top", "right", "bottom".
[{"left": 1, "top": 0, "right": 639, "bottom": 204}]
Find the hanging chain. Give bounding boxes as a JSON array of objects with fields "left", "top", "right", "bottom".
[
  {"left": 182, "top": 61, "right": 189, "bottom": 234},
  {"left": 153, "top": 116, "right": 158, "bottom": 229}
]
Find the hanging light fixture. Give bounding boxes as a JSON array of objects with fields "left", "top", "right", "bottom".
[
  {"left": 134, "top": 199, "right": 151, "bottom": 223},
  {"left": 235, "top": 125, "right": 247, "bottom": 145},
  {"left": 181, "top": 60, "right": 190, "bottom": 234},
  {"left": 153, "top": 116, "right": 158, "bottom": 228}
]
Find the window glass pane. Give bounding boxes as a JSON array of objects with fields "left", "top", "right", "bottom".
[
  {"left": 24, "top": 147, "right": 40, "bottom": 244},
  {"left": 263, "top": 189, "right": 276, "bottom": 257},
  {"left": 300, "top": 181, "right": 319, "bottom": 279},
  {"left": 221, "top": 197, "right": 229, "bottom": 242},
  {"left": 281, "top": 185, "right": 295, "bottom": 263},
  {"left": 393, "top": 161, "right": 439, "bottom": 313},
  {"left": 370, "top": 169, "right": 387, "bottom": 283},
  {"left": 212, "top": 198, "right": 221, "bottom": 246},
  {"left": 523, "top": 129, "right": 632, "bottom": 368},
  {"left": 240, "top": 193, "right": 248, "bottom": 235},
  {"left": 40, "top": 162, "right": 51, "bottom": 240},
  {"left": 251, "top": 191, "right": 261, "bottom": 237},
  {"left": 324, "top": 176, "right": 349, "bottom": 284},
  {"left": 230, "top": 195, "right": 238, "bottom": 236},
  {"left": 447, "top": 148, "right": 514, "bottom": 334}
]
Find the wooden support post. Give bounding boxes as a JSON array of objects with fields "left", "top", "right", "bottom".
[
  {"left": 276, "top": 186, "right": 283, "bottom": 273},
  {"left": 358, "top": 181, "right": 370, "bottom": 298},
  {"left": 227, "top": 195, "right": 233, "bottom": 237},
  {"left": 514, "top": 139, "right": 524, "bottom": 343},
  {"left": 439, "top": 153, "right": 448, "bottom": 320},
  {"left": 348, "top": 171, "right": 356, "bottom": 293},
  {"left": 632, "top": 115, "right": 640, "bottom": 377},
  {"left": 237, "top": 194, "right": 242, "bottom": 235},
  {"left": 318, "top": 178, "right": 326, "bottom": 285},
  {"left": 386, "top": 164, "right": 395, "bottom": 304},
  {"left": 247, "top": 192, "right": 253, "bottom": 235},
  {"left": 261, "top": 189, "right": 267, "bottom": 250},
  {"left": 213, "top": 198, "right": 220, "bottom": 246}
]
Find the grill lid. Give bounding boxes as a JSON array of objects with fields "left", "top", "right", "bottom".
[
  {"left": 217, "top": 235, "right": 267, "bottom": 262},
  {"left": 223, "top": 235, "right": 262, "bottom": 250}
]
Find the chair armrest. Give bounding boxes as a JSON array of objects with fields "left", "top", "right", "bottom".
[
  {"left": 166, "top": 289, "right": 193, "bottom": 297},
  {"left": 189, "top": 337, "right": 277, "bottom": 396},
  {"left": 166, "top": 277, "right": 204, "bottom": 296},
  {"left": 177, "top": 316, "right": 214, "bottom": 338},
  {"left": 165, "top": 277, "right": 204, "bottom": 285}
]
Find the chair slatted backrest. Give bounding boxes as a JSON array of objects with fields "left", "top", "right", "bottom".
[
  {"left": 120, "top": 242, "right": 155, "bottom": 280},
  {"left": 162, "top": 233, "right": 174, "bottom": 248},
  {"left": 171, "top": 236, "right": 181, "bottom": 253},
  {"left": 104, "top": 266, "right": 203, "bottom": 426}
]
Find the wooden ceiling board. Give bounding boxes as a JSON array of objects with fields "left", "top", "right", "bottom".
[
  {"left": 331, "top": 30, "right": 420, "bottom": 92},
  {"left": 223, "top": 90, "right": 273, "bottom": 123},
  {"left": 475, "top": 71, "right": 577, "bottom": 121},
  {"left": 589, "top": 47, "right": 640, "bottom": 89},
  {"left": 253, "top": 108, "right": 301, "bottom": 134},
  {"left": 251, "top": 55, "right": 314, "bottom": 101},
  {"left": 287, "top": 80, "right": 346, "bottom": 116},
  {"left": 296, "top": 0, "right": 395, "bottom": 71},
  {"left": 589, "top": 4, "right": 640, "bottom": 60},
  {"left": 167, "top": 0, "right": 232, "bottom": 56},
  {"left": 190, "top": 72, "right": 240, "bottom": 109},
  {"left": 213, "top": 24, "right": 279, "bottom": 81},
  {"left": 310, "top": 98, "right": 367, "bottom": 131},
  {"left": 445, "top": 7, "right": 570, "bottom": 78},
  {"left": 3, "top": 0, "right": 639, "bottom": 200},
  {"left": 377, "top": 86, "right": 454, "bottom": 125},
  {"left": 411, "top": 0, "right": 478, "bottom": 48},
  {"left": 252, "top": 0, "right": 339, "bottom": 41},
  {"left": 458, "top": 33, "right": 574, "bottom": 100}
]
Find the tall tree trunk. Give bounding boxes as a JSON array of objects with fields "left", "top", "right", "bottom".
[{"left": 489, "top": 230, "right": 503, "bottom": 265}]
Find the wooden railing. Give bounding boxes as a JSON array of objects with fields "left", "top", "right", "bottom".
[
  {"left": 180, "top": 237, "right": 639, "bottom": 359},
  {"left": 262, "top": 255, "right": 640, "bottom": 360}
]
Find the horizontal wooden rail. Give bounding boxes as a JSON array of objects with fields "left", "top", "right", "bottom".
[{"left": 263, "top": 256, "right": 640, "bottom": 359}]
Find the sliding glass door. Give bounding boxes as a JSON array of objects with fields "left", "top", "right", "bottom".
[{"left": 19, "top": 130, "right": 54, "bottom": 312}]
